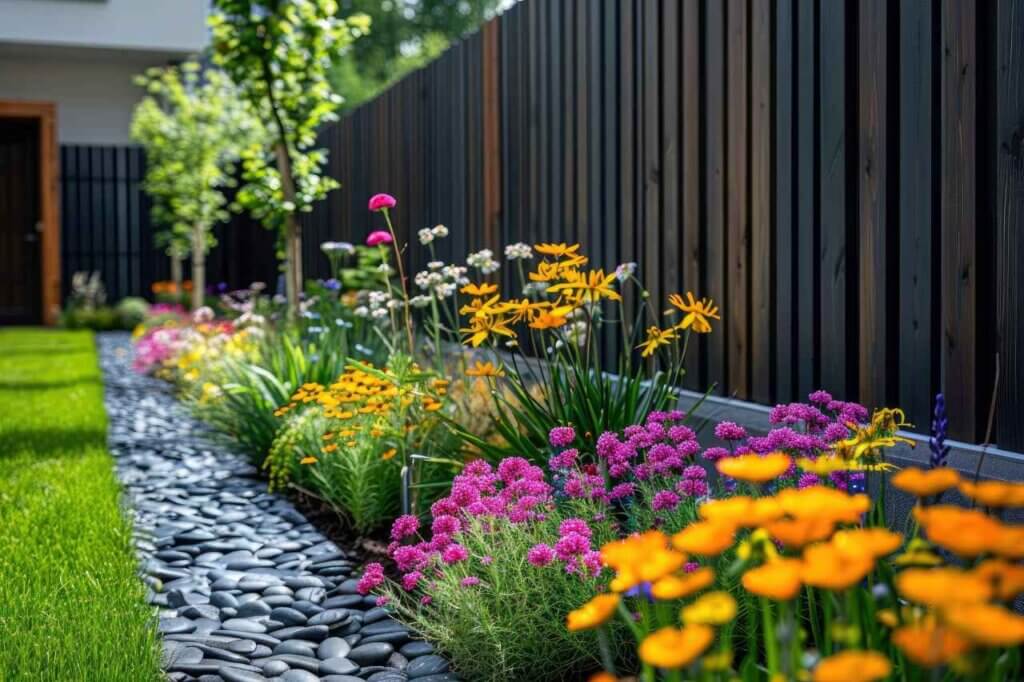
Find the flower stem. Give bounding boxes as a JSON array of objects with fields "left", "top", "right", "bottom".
[{"left": 380, "top": 208, "right": 415, "bottom": 353}]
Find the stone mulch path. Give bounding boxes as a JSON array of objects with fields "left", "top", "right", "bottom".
[{"left": 99, "top": 334, "right": 457, "bottom": 682}]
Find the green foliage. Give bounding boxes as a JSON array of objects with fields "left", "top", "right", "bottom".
[
  {"left": 384, "top": 512, "right": 629, "bottom": 682},
  {"left": 338, "top": 245, "right": 389, "bottom": 291},
  {"left": 208, "top": 0, "right": 369, "bottom": 232},
  {"left": 131, "top": 62, "right": 257, "bottom": 256},
  {"left": 265, "top": 409, "right": 400, "bottom": 535},
  {"left": 115, "top": 297, "right": 150, "bottom": 328},
  {"left": 330, "top": 1, "right": 501, "bottom": 111},
  {"left": 0, "top": 329, "right": 162, "bottom": 680}
]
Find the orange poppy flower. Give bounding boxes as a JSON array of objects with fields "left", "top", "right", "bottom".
[
  {"left": 601, "top": 531, "right": 686, "bottom": 593},
  {"left": 813, "top": 650, "right": 891, "bottom": 682},
  {"left": 671, "top": 520, "right": 736, "bottom": 556},
  {"left": 775, "top": 486, "right": 870, "bottom": 524},
  {"left": 891, "top": 466, "right": 960, "bottom": 497},
  {"left": 637, "top": 625, "right": 714, "bottom": 669},
  {"left": 891, "top": 620, "right": 973, "bottom": 667},
  {"left": 895, "top": 567, "right": 992, "bottom": 607},
  {"left": 741, "top": 558, "right": 804, "bottom": 600},
  {"left": 566, "top": 593, "right": 620, "bottom": 632},
  {"left": 972, "top": 559, "right": 1024, "bottom": 601},
  {"left": 763, "top": 517, "right": 836, "bottom": 549},
  {"left": 944, "top": 602, "right": 1024, "bottom": 647},
  {"left": 958, "top": 479, "right": 1024, "bottom": 508},
  {"left": 716, "top": 452, "right": 792, "bottom": 484},
  {"left": 650, "top": 567, "right": 714, "bottom": 600},
  {"left": 831, "top": 528, "right": 903, "bottom": 559},
  {"left": 801, "top": 542, "right": 874, "bottom": 591}
]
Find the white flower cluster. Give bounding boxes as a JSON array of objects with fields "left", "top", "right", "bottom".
[
  {"left": 522, "top": 281, "right": 549, "bottom": 297},
  {"left": 614, "top": 262, "right": 638, "bottom": 282},
  {"left": 353, "top": 290, "right": 399, "bottom": 320},
  {"left": 320, "top": 241, "right": 355, "bottom": 255},
  {"left": 417, "top": 224, "right": 450, "bottom": 245},
  {"left": 467, "top": 248, "right": 500, "bottom": 275},
  {"left": 413, "top": 262, "right": 467, "bottom": 300},
  {"left": 504, "top": 242, "right": 533, "bottom": 260}
]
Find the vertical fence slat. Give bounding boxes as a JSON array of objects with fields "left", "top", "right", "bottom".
[
  {"left": 726, "top": 0, "right": 750, "bottom": 398},
  {"left": 751, "top": 0, "right": 772, "bottom": 404},
  {"left": 941, "top": 0, "right": 978, "bottom": 440},
  {"left": 774, "top": 0, "right": 795, "bottom": 403},
  {"left": 705, "top": 0, "right": 727, "bottom": 393},
  {"left": 996, "top": 0, "right": 1024, "bottom": 450},
  {"left": 899, "top": 0, "right": 936, "bottom": 431},
  {"left": 681, "top": 0, "right": 701, "bottom": 388},
  {"left": 795, "top": 0, "right": 816, "bottom": 399}
]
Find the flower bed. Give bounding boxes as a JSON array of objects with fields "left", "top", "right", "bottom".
[{"left": 132, "top": 193, "right": 1024, "bottom": 681}]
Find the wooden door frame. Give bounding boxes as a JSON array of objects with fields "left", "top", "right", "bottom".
[{"left": 0, "top": 100, "right": 59, "bottom": 325}]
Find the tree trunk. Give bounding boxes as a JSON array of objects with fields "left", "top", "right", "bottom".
[
  {"left": 170, "top": 253, "right": 183, "bottom": 298},
  {"left": 191, "top": 223, "right": 205, "bottom": 312},
  {"left": 274, "top": 141, "right": 301, "bottom": 316}
]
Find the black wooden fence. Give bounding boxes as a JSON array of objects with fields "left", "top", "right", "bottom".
[
  {"left": 296, "top": 0, "right": 1024, "bottom": 453},
  {"left": 60, "top": 144, "right": 279, "bottom": 303}
]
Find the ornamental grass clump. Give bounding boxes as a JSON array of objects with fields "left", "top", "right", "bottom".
[{"left": 569, "top": 460, "right": 1024, "bottom": 681}]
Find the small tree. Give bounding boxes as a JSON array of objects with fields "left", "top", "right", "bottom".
[
  {"left": 208, "top": 0, "right": 369, "bottom": 316},
  {"left": 131, "top": 63, "right": 259, "bottom": 310}
]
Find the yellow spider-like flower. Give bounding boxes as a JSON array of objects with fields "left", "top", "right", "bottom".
[
  {"left": 535, "top": 242, "right": 582, "bottom": 259},
  {"left": 637, "top": 325, "right": 677, "bottom": 358},
  {"left": 465, "top": 361, "right": 505, "bottom": 378},
  {"left": 460, "top": 282, "right": 498, "bottom": 297},
  {"left": 547, "top": 269, "right": 622, "bottom": 304},
  {"left": 666, "top": 292, "right": 720, "bottom": 333},
  {"left": 460, "top": 314, "right": 515, "bottom": 347},
  {"left": 500, "top": 298, "right": 551, "bottom": 324}
]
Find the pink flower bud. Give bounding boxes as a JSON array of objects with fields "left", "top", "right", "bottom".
[
  {"left": 368, "top": 193, "right": 397, "bottom": 211},
  {"left": 366, "top": 230, "right": 393, "bottom": 247}
]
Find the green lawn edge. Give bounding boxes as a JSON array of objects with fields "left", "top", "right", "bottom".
[{"left": 0, "top": 328, "right": 163, "bottom": 681}]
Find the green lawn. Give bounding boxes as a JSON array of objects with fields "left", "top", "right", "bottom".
[{"left": 0, "top": 329, "right": 162, "bottom": 680}]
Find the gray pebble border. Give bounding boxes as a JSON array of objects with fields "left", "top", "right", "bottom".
[{"left": 99, "top": 333, "right": 458, "bottom": 682}]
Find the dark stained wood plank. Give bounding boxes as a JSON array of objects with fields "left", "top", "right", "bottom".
[
  {"left": 483, "top": 21, "right": 502, "bottom": 252},
  {"left": 643, "top": 0, "right": 662, "bottom": 317},
  {"left": 750, "top": 0, "right": 772, "bottom": 404},
  {"left": 819, "top": 0, "right": 848, "bottom": 399},
  {"left": 661, "top": 0, "right": 681, "bottom": 328},
  {"left": 995, "top": 0, "right": 1024, "bottom": 449},
  {"left": 602, "top": 0, "right": 621, "bottom": 361},
  {"left": 941, "top": 0, "right": 977, "bottom": 440},
  {"left": 860, "top": 0, "right": 890, "bottom": 411},
  {"left": 575, "top": 0, "right": 590, "bottom": 257},
  {"left": 528, "top": 0, "right": 541, "bottom": 243},
  {"left": 775, "top": 0, "right": 795, "bottom": 402},
  {"left": 899, "top": 0, "right": 936, "bottom": 431},
  {"left": 679, "top": 0, "right": 701, "bottom": 387},
  {"left": 795, "top": 0, "right": 815, "bottom": 399},
  {"left": 705, "top": 0, "right": 726, "bottom": 393},
  {"left": 726, "top": 0, "right": 750, "bottom": 398},
  {"left": 619, "top": 0, "right": 637, "bottom": 329}
]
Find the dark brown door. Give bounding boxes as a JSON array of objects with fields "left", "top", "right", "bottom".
[{"left": 0, "top": 118, "right": 41, "bottom": 324}]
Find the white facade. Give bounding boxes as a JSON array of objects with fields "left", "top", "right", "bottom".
[{"left": 0, "top": 0, "right": 209, "bottom": 144}]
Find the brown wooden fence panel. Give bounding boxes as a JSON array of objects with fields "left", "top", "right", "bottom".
[{"left": 302, "top": 0, "right": 1024, "bottom": 452}]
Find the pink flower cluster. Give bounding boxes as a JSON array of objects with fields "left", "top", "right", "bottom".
[
  {"left": 133, "top": 326, "right": 187, "bottom": 373},
  {"left": 365, "top": 458, "right": 555, "bottom": 597},
  {"left": 527, "top": 518, "right": 602, "bottom": 577}
]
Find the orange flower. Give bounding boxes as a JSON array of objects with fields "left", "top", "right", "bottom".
[
  {"left": 716, "top": 452, "right": 792, "bottom": 484},
  {"left": 944, "top": 602, "right": 1024, "bottom": 647},
  {"left": 958, "top": 479, "right": 1024, "bottom": 508},
  {"left": 891, "top": 466, "right": 960, "bottom": 497},
  {"left": 992, "top": 525, "right": 1024, "bottom": 559},
  {"left": 680, "top": 590, "right": 737, "bottom": 625},
  {"left": 913, "top": 505, "right": 1004, "bottom": 557},
  {"left": 972, "top": 559, "right": 1024, "bottom": 601},
  {"left": 775, "top": 486, "right": 870, "bottom": 524},
  {"left": 801, "top": 542, "right": 874, "bottom": 591},
  {"left": 380, "top": 448, "right": 397, "bottom": 461},
  {"left": 763, "top": 517, "right": 835, "bottom": 549},
  {"left": 588, "top": 673, "right": 617, "bottom": 682},
  {"left": 535, "top": 242, "right": 582, "bottom": 259},
  {"left": 666, "top": 292, "right": 721, "bottom": 334},
  {"left": 465, "top": 360, "right": 505, "bottom": 378},
  {"left": 300, "top": 456, "right": 318, "bottom": 465},
  {"left": 813, "top": 650, "right": 891, "bottom": 682},
  {"left": 566, "top": 594, "right": 620, "bottom": 632},
  {"left": 895, "top": 567, "right": 992, "bottom": 607},
  {"left": 638, "top": 625, "right": 714, "bottom": 669},
  {"left": 831, "top": 528, "right": 903, "bottom": 559},
  {"left": 601, "top": 531, "right": 686, "bottom": 593},
  {"left": 741, "top": 559, "right": 804, "bottom": 600},
  {"left": 650, "top": 567, "right": 714, "bottom": 600},
  {"left": 671, "top": 520, "right": 736, "bottom": 556},
  {"left": 891, "top": 620, "right": 973, "bottom": 667}
]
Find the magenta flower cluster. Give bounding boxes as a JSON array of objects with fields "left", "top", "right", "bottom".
[
  {"left": 360, "top": 457, "right": 554, "bottom": 596},
  {"left": 526, "top": 518, "right": 602, "bottom": 577}
]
